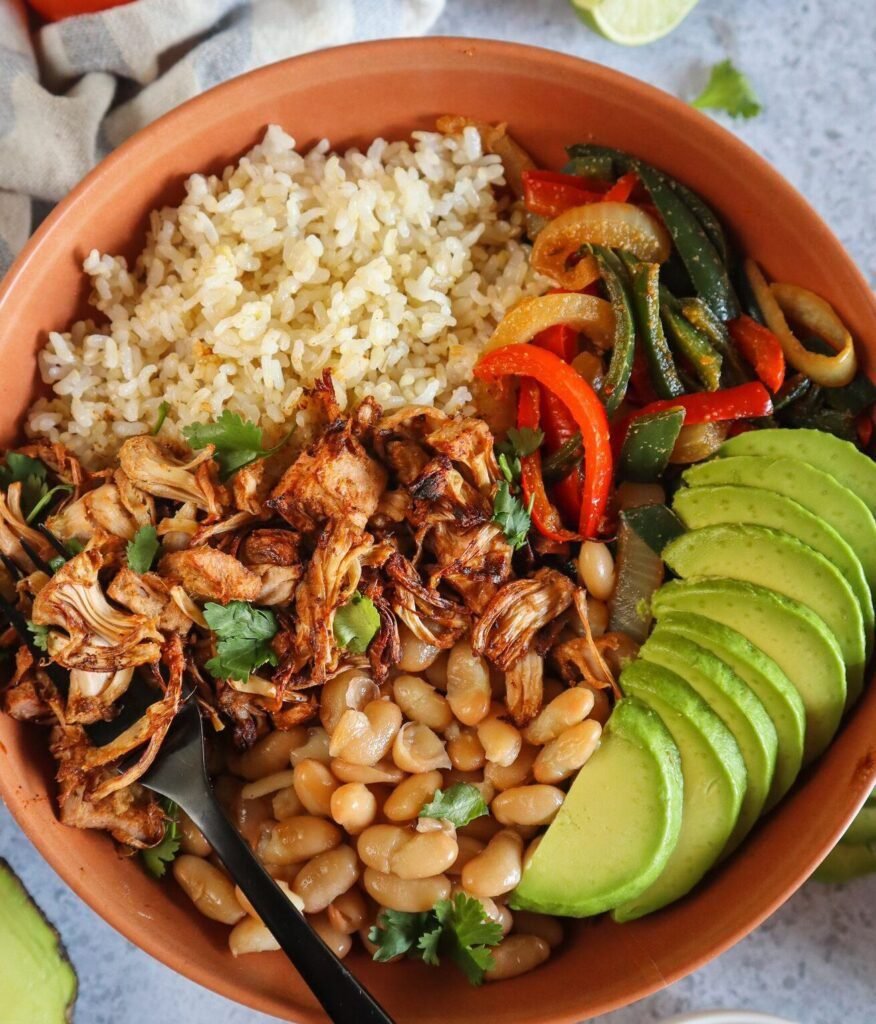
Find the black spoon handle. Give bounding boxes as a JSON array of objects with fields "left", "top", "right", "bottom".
[{"left": 186, "top": 796, "right": 395, "bottom": 1024}]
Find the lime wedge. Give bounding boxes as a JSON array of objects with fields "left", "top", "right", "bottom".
[{"left": 571, "top": 0, "right": 700, "bottom": 45}]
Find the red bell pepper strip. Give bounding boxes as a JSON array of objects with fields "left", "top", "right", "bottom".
[
  {"left": 533, "top": 323, "right": 578, "bottom": 363},
  {"left": 727, "top": 315, "right": 786, "bottom": 392},
  {"left": 475, "top": 344, "right": 612, "bottom": 538},
  {"left": 602, "top": 172, "right": 638, "bottom": 204},
  {"left": 517, "top": 379, "right": 580, "bottom": 542},
  {"left": 552, "top": 466, "right": 584, "bottom": 527},
  {"left": 522, "top": 169, "right": 607, "bottom": 219},
  {"left": 612, "top": 381, "right": 773, "bottom": 456}
]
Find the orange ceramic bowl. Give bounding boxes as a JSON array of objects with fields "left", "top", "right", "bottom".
[{"left": 0, "top": 38, "right": 874, "bottom": 1024}]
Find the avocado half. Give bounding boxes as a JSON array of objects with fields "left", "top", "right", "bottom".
[{"left": 0, "top": 859, "right": 77, "bottom": 1023}]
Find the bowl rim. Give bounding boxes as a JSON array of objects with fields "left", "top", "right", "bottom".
[{"left": 1, "top": 35, "right": 874, "bottom": 1024}]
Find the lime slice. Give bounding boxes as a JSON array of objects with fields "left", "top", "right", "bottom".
[{"left": 571, "top": 0, "right": 700, "bottom": 45}]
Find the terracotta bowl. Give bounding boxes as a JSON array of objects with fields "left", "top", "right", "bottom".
[{"left": 0, "top": 37, "right": 874, "bottom": 1024}]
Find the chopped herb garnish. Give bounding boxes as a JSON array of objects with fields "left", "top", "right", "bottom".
[
  {"left": 151, "top": 401, "right": 171, "bottom": 436},
  {"left": 692, "top": 59, "right": 762, "bottom": 119},
  {"left": 27, "top": 621, "right": 50, "bottom": 652},
  {"left": 204, "top": 600, "right": 279, "bottom": 681},
  {"left": 495, "top": 427, "right": 544, "bottom": 484},
  {"left": 368, "top": 893, "right": 503, "bottom": 985},
  {"left": 0, "top": 453, "right": 50, "bottom": 518},
  {"left": 48, "top": 556, "right": 66, "bottom": 574},
  {"left": 183, "top": 411, "right": 290, "bottom": 481},
  {"left": 25, "top": 484, "right": 73, "bottom": 525},
  {"left": 333, "top": 593, "right": 381, "bottom": 654},
  {"left": 141, "top": 799, "right": 181, "bottom": 878},
  {"left": 66, "top": 539, "right": 85, "bottom": 556},
  {"left": 126, "top": 525, "right": 160, "bottom": 574},
  {"left": 420, "top": 783, "right": 489, "bottom": 828},
  {"left": 492, "top": 481, "right": 533, "bottom": 550}
]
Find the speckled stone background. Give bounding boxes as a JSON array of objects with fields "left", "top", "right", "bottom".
[{"left": 1, "top": 0, "right": 874, "bottom": 1021}]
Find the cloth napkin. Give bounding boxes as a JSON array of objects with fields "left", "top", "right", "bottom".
[{"left": 0, "top": 0, "right": 445, "bottom": 280}]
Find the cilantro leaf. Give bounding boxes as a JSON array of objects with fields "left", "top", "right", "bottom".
[
  {"left": 48, "top": 556, "right": 66, "bottom": 574},
  {"left": 204, "top": 601, "right": 278, "bottom": 681},
  {"left": 434, "top": 893, "right": 504, "bottom": 985},
  {"left": 151, "top": 401, "right": 170, "bottom": 436},
  {"left": 27, "top": 621, "right": 50, "bottom": 652},
  {"left": 497, "top": 451, "right": 519, "bottom": 485},
  {"left": 492, "top": 481, "right": 533, "bottom": 550},
  {"left": 0, "top": 453, "right": 49, "bottom": 518},
  {"left": 25, "top": 484, "right": 72, "bottom": 525},
  {"left": 333, "top": 593, "right": 380, "bottom": 654},
  {"left": 141, "top": 800, "right": 181, "bottom": 878},
  {"left": 420, "top": 783, "right": 489, "bottom": 828},
  {"left": 126, "top": 525, "right": 161, "bottom": 574},
  {"left": 368, "top": 895, "right": 502, "bottom": 985},
  {"left": 368, "top": 910, "right": 434, "bottom": 962},
  {"left": 506, "top": 427, "right": 543, "bottom": 457},
  {"left": 183, "top": 411, "right": 290, "bottom": 481},
  {"left": 692, "top": 60, "right": 762, "bottom": 119}
]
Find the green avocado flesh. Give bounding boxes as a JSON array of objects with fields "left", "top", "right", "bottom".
[
  {"left": 662, "top": 524, "right": 866, "bottom": 704},
  {"left": 682, "top": 455, "right": 876, "bottom": 592},
  {"left": 650, "top": 612, "right": 805, "bottom": 809},
  {"left": 652, "top": 579, "right": 846, "bottom": 763},
  {"left": 844, "top": 805, "right": 876, "bottom": 845},
  {"left": 813, "top": 842, "right": 876, "bottom": 883},
  {"left": 672, "top": 485, "right": 874, "bottom": 649},
  {"left": 721, "top": 428, "right": 876, "bottom": 520},
  {"left": 613, "top": 661, "right": 746, "bottom": 922},
  {"left": 641, "top": 630, "right": 777, "bottom": 850},
  {"left": 0, "top": 860, "right": 77, "bottom": 1024},
  {"left": 512, "top": 696, "right": 683, "bottom": 917}
]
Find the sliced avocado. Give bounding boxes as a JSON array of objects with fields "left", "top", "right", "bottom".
[
  {"left": 0, "top": 859, "right": 77, "bottom": 1023},
  {"left": 662, "top": 524, "right": 866, "bottom": 704},
  {"left": 613, "top": 661, "right": 746, "bottom": 922},
  {"left": 511, "top": 696, "right": 683, "bottom": 917},
  {"left": 721, "top": 428, "right": 876, "bottom": 519},
  {"left": 673, "top": 485, "right": 874, "bottom": 651},
  {"left": 650, "top": 611, "right": 805, "bottom": 809},
  {"left": 652, "top": 578, "right": 846, "bottom": 763},
  {"left": 642, "top": 629, "right": 777, "bottom": 850},
  {"left": 843, "top": 805, "right": 876, "bottom": 845},
  {"left": 813, "top": 841, "right": 876, "bottom": 883},
  {"left": 682, "top": 455, "right": 876, "bottom": 592}
]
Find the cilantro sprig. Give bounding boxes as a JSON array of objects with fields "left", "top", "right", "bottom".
[
  {"left": 151, "top": 401, "right": 170, "bottom": 436},
  {"left": 183, "top": 411, "right": 290, "bottom": 481},
  {"left": 0, "top": 453, "right": 50, "bottom": 519},
  {"left": 204, "top": 600, "right": 279, "bottom": 681},
  {"left": 420, "top": 783, "right": 489, "bottom": 829},
  {"left": 496, "top": 427, "right": 544, "bottom": 485},
  {"left": 126, "top": 525, "right": 160, "bottom": 574},
  {"left": 141, "top": 799, "right": 181, "bottom": 878},
  {"left": 368, "top": 893, "right": 503, "bottom": 985},
  {"left": 493, "top": 481, "right": 533, "bottom": 551},
  {"left": 333, "top": 593, "right": 380, "bottom": 654},
  {"left": 27, "top": 621, "right": 50, "bottom": 652},
  {"left": 492, "top": 428, "right": 540, "bottom": 549},
  {"left": 692, "top": 60, "right": 762, "bottom": 120}
]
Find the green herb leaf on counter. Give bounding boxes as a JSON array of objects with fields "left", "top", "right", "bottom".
[
  {"left": 141, "top": 800, "right": 181, "bottom": 878},
  {"left": 0, "top": 453, "right": 49, "bottom": 518},
  {"left": 368, "top": 893, "right": 503, "bottom": 985},
  {"left": 204, "top": 601, "right": 279, "bottom": 681},
  {"left": 493, "top": 481, "right": 533, "bottom": 550},
  {"left": 27, "top": 621, "right": 50, "bottom": 652},
  {"left": 692, "top": 60, "right": 762, "bottom": 119},
  {"left": 420, "top": 783, "right": 489, "bottom": 828},
  {"left": 151, "top": 401, "right": 171, "bottom": 436},
  {"left": 333, "top": 593, "right": 381, "bottom": 654},
  {"left": 126, "top": 525, "right": 160, "bottom": 574},
  {"left": 183, "top": 410, "right": 290, "bottom": 481}
]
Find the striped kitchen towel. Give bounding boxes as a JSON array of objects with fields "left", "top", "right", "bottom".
[{"left": 0, "top": 0, "right": 444, "bottom": 279}]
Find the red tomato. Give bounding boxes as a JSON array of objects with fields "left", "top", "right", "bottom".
[{"left": 28, "top": 0, "right": 132, "bottom": 21}]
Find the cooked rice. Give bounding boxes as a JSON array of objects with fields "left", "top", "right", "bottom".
[{"left": 26, "top": 124, "right": 544, "bottom": 467}]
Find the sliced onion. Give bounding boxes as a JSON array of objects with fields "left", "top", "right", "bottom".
[
  {"left": 532, "top": 202, "right": 672, "bottom": 289},
  {"left": 669, "top": 421, "right": 729, "bottom": 465},
  {"left": 486, "top": 292, "right": 615, "bottom": 353},
  {"left": 745, "top": 260, "right": 857, "bottom": 387},
  {"left": 608, "top": 484, "right": 665, "bottom": 644}
]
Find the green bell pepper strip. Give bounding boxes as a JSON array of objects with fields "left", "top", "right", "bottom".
[
  {"left": 771, "top": 372, "right": 812, "bottom": 411},
  {"left": 661, "top": 304, "right": 723, "bottom": 391},
  {"left": 680, "top": 297, "right": 751, "bottom": 386},
  {"left": 623, "top": 256, "right": 684, "bottom": 399},
  {"left": 622, "top": 504, "right": 687, "bottom": 556},
  {"left": 589, "top": 244, "right": 636, "bottom": 415},
  {"left": 619, "top": 407, "right": 686, "bottom": 483},
  {"left": 542, "top": 431, "right": 583, "bottom": 483}
]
